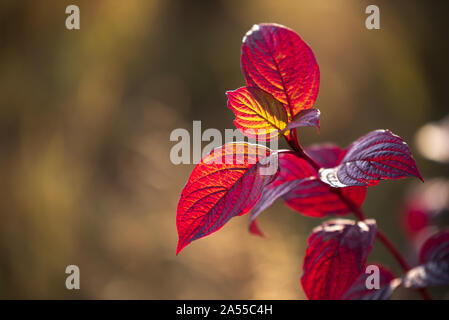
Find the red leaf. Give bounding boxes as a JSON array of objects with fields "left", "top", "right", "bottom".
[
  {"left": 319, "top": 130, "right": 423, "bottom": 187},
  {"left": 282, "top": 145, "right": 367, "bottom": 217},
  {"left": 226, "top": 86, "right": 290, "bottom": 141},
  {"left": 176, "top": 143, "right": 276, "bottom": 254},
  {"left": 301, "top": 219, "right": 377, "bottom": 300},
  {"left": 342, "top": 264, "right": 400, "bottom": 300},
  {"left": 241, "top": 23, "right": 320, "bottom": 116}
]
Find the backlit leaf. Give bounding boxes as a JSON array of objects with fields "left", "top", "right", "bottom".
[
  {"left": 176, "top": 143, "right": 277, "bottom": 254},
  {"left": 301, "top": 219, "right": 377, "bottom": 300},
  {"left": 241, "top": 23, "right": 320, "bottom": 116},
  {"left": 226, "top": 86, "right": 290, "bottom": 141}
]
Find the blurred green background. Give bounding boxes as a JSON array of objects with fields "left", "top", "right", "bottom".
[{"left": 0, "top": 0, "right": 448, "bottom": 299}]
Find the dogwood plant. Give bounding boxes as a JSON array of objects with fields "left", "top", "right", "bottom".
[{"left": 176, "top": 23, "right": 448, "bottom": 300}]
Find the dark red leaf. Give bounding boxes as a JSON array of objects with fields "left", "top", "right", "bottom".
[
  {"left": 319, "top": 130, "right": 423, "bottom": 187},
  {"left": 301, "top": 219, "right": 377, "bottom": 300},
  {"left": 282, "top": 145, "right": 367, "bottom": 217},
  {"left": 241, "top": 23, "right": 320, "bottom": 116},
  {"left": 176, "top": 143, "right": 277, "bottom": 254},
  {"left": 403, "top": 230, "right": 449, "bottom": 288},
  {"left": 283, "top": 179, "right": 367, "bottom": 217},
  {"left": 283, "top": 108, "right": 320, "bottom": 132},
  {"left": 342, "top": 264, "right": 400, "bottom": 300}
]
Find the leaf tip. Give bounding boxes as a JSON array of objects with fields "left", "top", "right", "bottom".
[
  {"left": 249, "top": 220, "right": 265, "bottom": 238},
  {"left": 176, "top": 240, "right": 187, "bottom": 255}
]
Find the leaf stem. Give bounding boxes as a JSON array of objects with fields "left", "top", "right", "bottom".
[{"left": 285, "top": 129, "right": 321, "bottom": 171}]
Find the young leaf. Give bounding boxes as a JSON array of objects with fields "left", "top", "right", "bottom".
[
  {"left": 282, "top": 108, "right": 320, "bottom": 133},
  {"left": 301, "top": 219, "right": 377, "bottom": 300},
  {"left": 241, "top": 23, "right": 320, "bottom": 116},
  {"left": 319, "top": 130, "right": 423, "bottom": 187},
  {"left": 402, "top": 230, "right": 449, "bottom": 288},
  {"left": 342, "top": 265, "right": 400, "bottom": 300},
  {"left": 226, "top": 86, "right": 290, "bottom": 141},
  {"left": 282, "top": 145, "right": 367, "bottom": 217},
  {"left": 176, "top": 143, "right": 277, "bottom": 254}
]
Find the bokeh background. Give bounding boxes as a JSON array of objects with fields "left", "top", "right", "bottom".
[{"left": 0, "top": 0, "right": 448, "bottom": 299}]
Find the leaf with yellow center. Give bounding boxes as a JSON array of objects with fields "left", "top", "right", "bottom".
[{"left": 226, "top": 86, "right": 290, "bottom": 141}]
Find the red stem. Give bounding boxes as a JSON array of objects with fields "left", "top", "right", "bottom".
[
  {"left": 376, "top": 230, "right": 410, "bottom": 271},
  {"left": 286, "top": 131, "right": 432, "bottom": 300}
]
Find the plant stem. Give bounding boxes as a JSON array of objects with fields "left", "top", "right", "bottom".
[
  {"left": 287, "top": 132, "right": 432, "bottom": 299},
  {"left": 285, "top": 129, "right": 321, "bottom": 171},
  {"left": 375, "top": 229, "right": 410, "bottom": 272}
]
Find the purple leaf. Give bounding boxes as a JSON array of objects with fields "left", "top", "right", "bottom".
[
  {"left": 249, "top": 153, "right": 316, "bottom": 234},
  {"left": 342, "top": 264, "right": 401, "bottom": 300},
  {"left": 402, "top": 230, "right": 449, "bottom": 288},
  {"left": 283, "top": 108, "right": 320, "bottom": 132},
  {"left": 249, "top": 178, "right": 305, "bottom": 224},
  {"left": 318, "top": 130, "right": 423, "bottom": 187}
]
